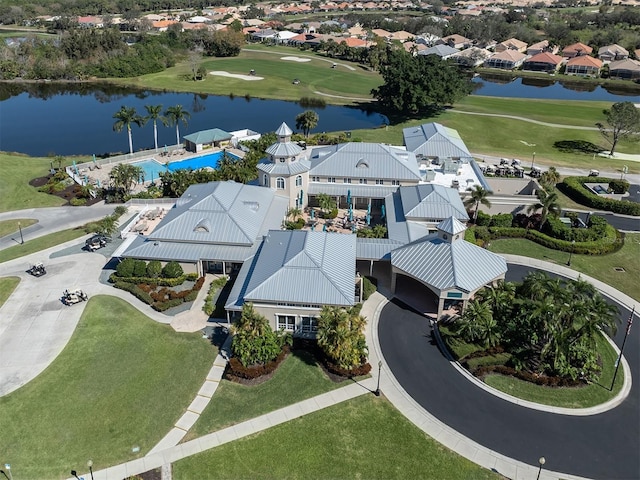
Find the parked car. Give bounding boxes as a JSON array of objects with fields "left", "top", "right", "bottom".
[
  {"left": 85, "top": 234, "right": 109, "bottom": 251},
  {"left": 27, "top": 262, "right": 46, "bottom": 277}
]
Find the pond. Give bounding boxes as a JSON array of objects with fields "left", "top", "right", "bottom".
[{"left": 0, "top": 83, "right": 387, "bottom": 157}]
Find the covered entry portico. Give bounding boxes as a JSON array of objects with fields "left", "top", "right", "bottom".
[{"left": 390, "top": 217, "right": 507, "bottom": 319}]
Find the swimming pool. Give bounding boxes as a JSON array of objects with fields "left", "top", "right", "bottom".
[{"left": 132, "top": 151, "right": 237, "bottom": 181}]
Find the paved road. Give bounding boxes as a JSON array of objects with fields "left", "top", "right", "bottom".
[{"left": 379, "top": 264, "right": 639, "bottom": 480}]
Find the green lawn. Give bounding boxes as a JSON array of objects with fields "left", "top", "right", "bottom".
[
  {"left": 484, "top": 332, "right": 624, "bottom": 408},
  {"left": 0, "top": 276, "right": 20, "bottom": 307},
  {"left": 174, "top": 395, "right": 499, "bottom": 480},
  {"left": 116, "top": 47, "right": 381, "bottom": 105},
  {"left": 0, "top": 218, "right": 37, "bottom": 238},
  {"left": 0, "top": 227, "right": 87, "bottom": 264},
  {"left": 488, "top": 233, "right": 640, "bottom": 301},
  {"left": 0, "top": 295, "right": 216, "bottom": 479},
  {"left": 186, "top": 349, "right": 345, "bottom": 440}
]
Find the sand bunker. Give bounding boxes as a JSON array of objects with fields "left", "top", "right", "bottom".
[
  {"left": 280, "top": 56, "right": 311, "bottom": 63},
  {"left": 209, "top": 71, "right": 264, "bottom": 81}
]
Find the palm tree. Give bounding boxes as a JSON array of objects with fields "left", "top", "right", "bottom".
[
  {"left": 295, "top": 110, "right": 319, "bottom": 138},
  {"left": 527, "top": 188, "right": 561, "bottom": 230},
  {"left": 109, "top": 163, "right": 144, "bottom": 195},
  {"left": 539, "top": 166, "right": 560, "bottom": 190},
  {"left": 144, "top": 104, "right": 167, "bottom": 151},
  {"left": 316, "top": 193, "right": 336, "bottom": 215},
  {"left": 317, "top": 305, "right": 368, "bottom": 370},
  {"left": 164, "top": 105, "right": 191, "bottom": 146},
  {"left": 113, "top": 106, "right": 144, "bottom": 154},
  {"left": 463, "top": 185, "right": 492, "bottom": 222}
]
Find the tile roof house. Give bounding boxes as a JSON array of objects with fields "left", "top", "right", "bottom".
[
  {"left": 608, "top": 59, "right": 640, "bottom": 80},
  {"left": 494, "top": 37, "right": 528, "bottom": 53},
  {"left": 522, "top": 52, "right": 563, "bottom": 73},
  {"left": 340, "top": 37, "right": 368, "bottom": 48},
  {"left": 418, "top": 44, "right": 459, "bottom": 59},
  {"left": 598, "top": 44, "right": 629, "bottom": 63},
  {"left": 437, "top": 34, "right": 472, "bottom": 50},
  {"left": 484, "top": 50, "right": 527, "bottom": 70},
  {"left": 565, "top": 55, "right": 602, "bottom": 77},
  {"left": 527, "top": 40, "right": 551, "bottom": 56},
  {"left": 562, "top": 42, "right": 592, "bottom": 58}
]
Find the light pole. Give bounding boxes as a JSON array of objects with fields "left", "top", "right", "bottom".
[
  {"left": 88, "top": 460, "right": 94, "bottom": 480},
  {"left": 3, "top": 464, "right": 12, "bottom": 480},
  {"left": 18, "top": 222, "right": 24, "bottom": 244},
  {"left": 567, "top": 240, "right": 576, "bottom": 266},
  {"left": 531, "top": 152, "right": 536, "bottom": 170},
  {"left": 374, "top": 360, "right": 382, "bottom": 396},
  {"left": 536, "top": 457, "right": 546, "bottom": 480},
  {"left": 70, "top": 470, "right": 81, "bottom": 480}
]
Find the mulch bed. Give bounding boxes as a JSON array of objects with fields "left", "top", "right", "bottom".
[{"left": 30, "top": 174, "right": 104, "bottom": 207}]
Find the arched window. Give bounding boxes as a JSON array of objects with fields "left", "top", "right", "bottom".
[
  {"left": 276, "top": 177, "right": 285, "bottom": 189},
  {"left": 263, "top": 174, "right": 268, "bottom": 187},
  {"left": 295, "top": 175, "right": 303, "bottom": 187}
]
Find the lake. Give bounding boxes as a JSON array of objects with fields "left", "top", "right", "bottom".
[{"left": 0, "top": 83, "right": 387, "bottom": 157}]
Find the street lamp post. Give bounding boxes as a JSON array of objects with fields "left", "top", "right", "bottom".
[
  {"left": 18, "top": 222, "right": 24, "bottom": 244},
  {"left": 70, "top": 470, "right": 81, "bottom": 480},
  {"left": 3, "top": 464, "right": 12, "bottom": 480},
  {"left": 374, "top": 360, "right": 382, "bottom": 396},
  {"left": 88, "top": 460, "right": 94, "bottom": 480},
  {"left": 567, "top": 240, "right": 576, "bottom": 266},
  {"left": 531, "top": 152, "right": 536, "bottom": 170},
  {"left": 536, "top": 457, "right": 546, "bottom": 480}
]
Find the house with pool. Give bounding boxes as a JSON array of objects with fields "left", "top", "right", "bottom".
[{"left": 119, "top": 121, "right": 506, "bottom": 330}]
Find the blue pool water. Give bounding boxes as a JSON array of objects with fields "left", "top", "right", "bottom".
[{"left": 133, "top": 151, "right": 235, "bottom": 181}]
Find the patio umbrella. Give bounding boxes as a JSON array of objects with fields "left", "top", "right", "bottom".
[
  {"left": 352, "top": 224, "right": 357, "bottom": 233},
  {"left": 164, "top": 145, "right": 168, "bottom": 155},
  {"left": 346, "top": 189, "right": 351, "bottom": 206},
  {"left": 92, "top": 154, "right": 97, "bottom": 165},
  {"left": 367, "top": 202, "right": 371, "bottom": 215},
  {"left": 366, "top": 213, "right": 370, "bottom": 225},
  {"left": 299, "top": 189, "right": 304, "bottom": 205},
  {"left": 381, "top": 204, "right": 386, "bottom": 219},
  {"left": 96, "top": 179, "right": 101, "bottom": 188},
  {"left": 84, "top": 175, "right": 89, "bottom": 184},
  {"left": 322, "top": 223, "right": 327, "bottom": 232},
  {"left": 72, "top": 160, "right": 79, "bottom": 175},
  {"left": 310, "top": 209, "right": 315, "bottom": 220},
  {"left": 349, "top": 206, "right": 353, "bottom": 222}
]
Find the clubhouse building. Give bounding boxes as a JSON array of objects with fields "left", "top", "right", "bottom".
[{"left": 121, "top": 122, "right": 506, "bottom": 332}]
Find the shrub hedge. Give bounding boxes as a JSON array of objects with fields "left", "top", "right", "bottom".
[
  {"left": 559, "top": 177, "right": 640, "bottom": 216},
  {"left": 227, "top": 347, "right": 289, "bottom": 379},
  {"left": 362, "top": 276, "right": 377, "bottom": 300},
  {"left": 475, "top": 364, "right": 583, "bottom": 387},
  {"left": 112, "top": 275, "right": 205, "bottom": 311}
]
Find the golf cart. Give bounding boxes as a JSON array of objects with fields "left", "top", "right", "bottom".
[
  {"left": 27, "top": 262, "right": 46, "bottom": 277},
  {"left": 62, "top": 288, "right": 88, "bottom": 305},
  {"left": 588, "top": 169, "right": 600, "bottom": 177},
  {"left": 85, "top": 234, "right": 109, "bottom": 251}
]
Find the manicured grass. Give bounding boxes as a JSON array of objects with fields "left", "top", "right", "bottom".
[
  {"left": 484, "top": 332, "right": 624, "bottom": 408},
  {"left": 186, "top": 349, "right": 344, "bottom": 440},
  {"left": 0, "top": 276, "right": 20, "bottom": 307},
  {"left": 174, "top": 395, "right": 499, "bottom": 480},
  {"left": 0, "top": 152, "right": 69, "bottom": 212},
  {"left": 0, "top": 227, "right": 87, "bottom": 264},
  {"left": 488, "top": 233, "right": 640, "bottom": 301},
  {"left": 0, "top": 295, "right": 216, "bottom": 479},
  {"left": 0, "top": 218, "right": 37, "bottom": 238},
  {"left": 118, "top": 47, "right": 381, "bottom": 105}
]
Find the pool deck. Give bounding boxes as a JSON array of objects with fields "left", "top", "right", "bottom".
[{"left": 74, "top": 147, "right": 245, "bottom": 194}]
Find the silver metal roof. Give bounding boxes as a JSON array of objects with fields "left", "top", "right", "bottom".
[
  {"left": 418, "top": 44, "right": 459, "bottom": 57},
  {"left": 308, "top": 183, "right": 399, "bottom": 198},
  {"left": 258, "top": 158, "right": 310, "bottom": 175},
  {"left": 403, "top": 123, "right": 473, "bottom": 159},
  {"left": 391, "top": 236, "right": 507, "bottom": 293},
  {"left": 265, "top": 142, "right": 302, "bottom": 157},
  {"left": 309, "top": 143, "right": 421, "bottom": 181},
  {"left": 399, "top": 184, "right": 468, "bottom": 220},
  {"left": 183, "top": 128, "right": 232, "bottom": 144},
  {"left": 356, "top": 238, "right": 402, "bottom": 260},
  {"left": 437, "top": 216, "right": 467, "bottom": 236},
  {"left": 226, "top": 230, "right": 356, "bottom": 309},
  {"left": 142, "top": 181, "right": 288, "bottom": 246},
  {"left": 276, "top": 122, "right": 293, "bottom": 136},
  {"left": 122, "top": 236, "right": 258, "bottom": 263}
]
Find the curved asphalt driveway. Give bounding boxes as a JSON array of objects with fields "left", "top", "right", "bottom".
[{"left": 379, "top": 265, "right": 639, "bottom": 480}]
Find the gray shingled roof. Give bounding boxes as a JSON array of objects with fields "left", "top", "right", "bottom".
[
  {"left": 141, "top": 181, "right": 288, "bottom": 246},
  {"left": 403, "top": 123, "right": 473, "bottom": 159},
  {"left": 183, "top": 128, "right": 232, "bottom": 144},
  {"left": 391, "top": 235, "right": 507, "bottom": 293},
  {"left": 309, "top": 143, "right": 421, "bottom": 181},
  {"left": 226, "top": 230, "right": 356, "bottom": 309},
  {"left": 258, "top": 158, "right": 310, "bottom": 175}
]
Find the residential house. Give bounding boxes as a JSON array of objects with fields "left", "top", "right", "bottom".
[
  {"left": 451, "top": 47, "right": 492, "bottom": 67},
  {"left": 562, "top": 42, "right": 592, "bottom": 58},
  {"left": 437, "top": 34, "right": 472, "bottom": 50},
  {"left": 371, "top": 28, "right": 392, "bottom": 39},
  {"left": 522, "top": 52, "right": 563, "bottom": 73},
  {"left": 152, "top": 20, "right": 179, "bottom": 32},
  {"left": 598, "top": 44, "right": 629, "bottom": 63},
  {"left": 415, "top": 33, "right": 441, "bottom": 47},
  {"left": 565, "top": 55, "right": 602, "bottom": 77},
  {"left": 340, "top": 37, "right": 368, "bottom": 48},
  {"left": 484, "top": 50, "right": 527, "bottom": 70},
  {"left": 495, "top": 37, "right": 528, "bottom": 53},
  {"left": 77, "top": 16, "right": 103, "bottom": 28},
  {"left": 608, "top": 59, "right": 640, "bottom": 80},
  {"left": 389, "top": 30, "right": 414, "bottom": 42},
  {"left": 418, "top": 44, "right": 459, "bottom": 59},
  {"left": 527, "top": 40, "right": 551, "bottom": 56}
]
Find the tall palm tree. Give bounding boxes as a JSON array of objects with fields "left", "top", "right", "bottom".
[
  {"left": 113, "top": 106, "right": 144, "bottom": 154},
  {"left": 164, "top": 104, "right": 191, "bottom": 146},
  {"left": 295, "top": 110, "right": 319, "bottom": 138},
  {"left": 463, "top": 185, "right": 492, "bottom": 222},
  {"left": 539, "top": 166, "right": 560, "bottom": 190},
  {"left": 527, "top": 188, "right": 561, "bottom": 230},
  {"left": 144, "top": 104, "right": 167, "bottom": 151}
]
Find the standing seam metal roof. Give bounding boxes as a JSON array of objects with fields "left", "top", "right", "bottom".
[
  {"left": 403, "top": 123, "right": 473, "bottom": 159},
  {"left": 258, "top": 159, "right": 311, "bottom": 175}
]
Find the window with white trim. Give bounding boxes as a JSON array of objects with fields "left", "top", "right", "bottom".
[
  {"left": 359, "top": 178, "right": 367, "bottom": 184},
  {"left": 328, "top": 177, "right": 336, "bottom": 183},
  {"left": 391, "top": 180, "right": 400, "bottom": 186},
  {"left": 343, "top": 178, "right": 351, "bottom": 184},
  {"left": 296, "top": 175, "right": 303, "bottom": 187},
  {"left": 277, "top": 315, "right": 296, "bottom": 331},
  {"left": 300, "top": 316, "right": 318, "bottom": 333},
  {"left": 276, "top": 177, "right": 285, "bottom": 189},
  {"left": 312, "top": 176, "right": 320, "bottom": 182},
  {"left": 375, "top": 179, "right": 384, "bottom": 185}
]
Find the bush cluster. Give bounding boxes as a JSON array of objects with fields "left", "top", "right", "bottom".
[
  {"left": 227, "top": 348, "right": 289, "bottom": 379},
  {"left": 362, "top": 276, "right": 377, "bottom": 300},
  {"left": 474, "top": 365, "right": 583, "bottom": 388},
  {"left": 559, "top": 177, "right": 640, "bottom": 216},
  {"left": 323, "top": 358, "right": 372, "bottom": 378}
]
